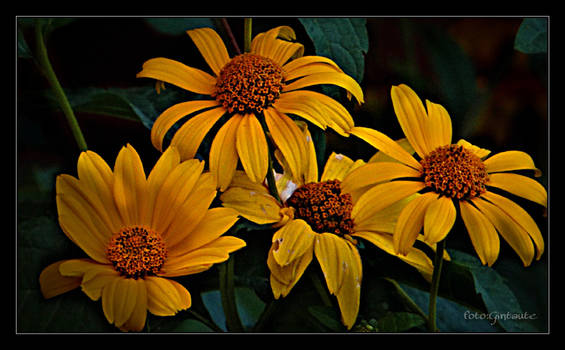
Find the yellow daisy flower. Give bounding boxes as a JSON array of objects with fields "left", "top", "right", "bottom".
[
  {"left": 136, "top": 26, "right": 364, "bottom": 191},
  {"left": 350, "top": 84, "right": 547, "bottom": 267},
  {"left": 39, "top": 144, "right": 246, "bottom": 332},
  {"left": 220, "top": 126, "right": 437, "bottom": 329}
]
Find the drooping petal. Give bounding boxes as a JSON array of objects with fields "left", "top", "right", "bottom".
[
  {"left": 209, "top": 114, "right": 243, "bottom": 191},
  {"left": 282, "top": 55, "right": 344, "bottom": 81},
  {"left": 137, "top": 57, "right": 217, "bottom": 95},
  {"left": 349, "top": 127, "right": 422, "bottom": 170},
  {"left": 393, "top": 192, "right": 437, "bottom": 256},
  {"left": 271, "top": 219, "right": 316, "bottom": 267},
  {"left": 187, "top": 27, "right": 231, "bottom": 76},
  {"left": 481, "top": 191, "right": 544, "bottom": 260},
  {"left": 39, "top": 260, "right": 82, "bottom": 299},
  {"left": 352, "top": 180, "right": 426, "bottom": 225},
  {"left": 459, "top": 200, "right": 500, "bottom": 266},
  {"left": 101, "top": 277, "right": 140, "bottom": 329},
  {"left": 484, "top": 150, "right": 542, "bottom": 177},
  {"left": 390, "top": 84, "right": 432, "bottom": 158},
  {"left": 425, "top": 99, "right": 452, "bottom": 150},
  {"left": 119, "top": 279, "right": 147, "bottom": 332},
  {"left": 264, "top": 108, "right": 309, "bottom": 184},
  {"left": 273, "top": 91, "right": 328, "bottom": 131},
  {"left": 113, "top": 144, "right": 147, "bottom": 226},
  {"left": 236, "top": 113, "right": 269, "bottom": 184},
  {"left": 169, "top": 106, "right": 226, "bottom": 161},
  {"left": 220, "top": 185, "right": 282, "bottom": 225},
  {"left": 268, "top": 243, "right": 313, "bottom": 298},
  {"left": 321, "top": 152, "right": 366, "bottom": 183},
  {"left": 471, "top": 197, "right": 535, "bottom": 267},
  {"left": 150, "top": 100, "right": 221, "bottom": 152},
  {"left": 487, "top": 173, "right": 547, "bottom": 208},
  {"left": 423, "top": 196, "right": 457, "bottom": 245},
  {"left": 341, "top": 161, "right": 421, "bottom": 203},
  {"left": 283, "top": 72, "right": 364, "bottom": 104},
  {"left": 145, "top": 276, "right": 192, "bottom": 317}
]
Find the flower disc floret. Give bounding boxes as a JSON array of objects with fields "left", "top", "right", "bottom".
[{"left": 213, "top": 53, "right": 284, "bottom": 114}]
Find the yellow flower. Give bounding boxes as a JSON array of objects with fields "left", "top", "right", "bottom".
[
  {"left": 39, "top": 144, "right": 246, "bottom": 332},
  {"left": 350, "top": 84, "right": 547, "bottom": 267},
  {"left": 137, "top": 26, "right": 364, "bottom": 191},
  {"left": 220, "top": 126, "right": 437, "bottom": 329}
]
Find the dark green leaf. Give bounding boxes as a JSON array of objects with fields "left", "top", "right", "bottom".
[
  {"left": 18, "top": 27, "right": 33, "bottom": 59},
  {"left": 514, "top": 18, "right": 548, "bottom": 54},
  {"left": 201, "top": 287, "right": 266, "bottom": 332},
  {"left": 377, "top": 312, "right": 426, "bottom": 332},
  {"left": 307, "top": 305, "right": 345, "bottom": 332},
  {"left": 144, "top": 18, "right": 216, "bottom": 36}
]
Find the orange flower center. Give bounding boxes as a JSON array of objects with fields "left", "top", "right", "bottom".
[
  {"left": 106, "top": 226, "right": 167, "bottom": 279},
  {"left": 286, "top": 180, "right": 354, "bottom": 236},
  {"left": 420, "top": 144, "right": 489, "bottom": 199},
  {"left": 213, "top": 53, "right": 284, "bottom": 114}
]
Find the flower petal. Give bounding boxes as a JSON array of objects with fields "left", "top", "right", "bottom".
[
  {"left": 393, "top": 192, "right": 437, "bottom": 255},
  {"left": 268, "top": 243, "right": 313, "bottom": 298},
  {"left": 369, "top": 138, "right": 415, "bottom": 163},
  {"left": 39, "top": 260, "right": 82, "bottom": 299},
  {"left": 186, "top": 27, "right": 230, "bottom": 76},
  {"left": 349, "top": 127, "right": 422, "bottom": 170},
  {"left": 487, "top": 173, "right": 547, "bottom": 208},
  {"left": 251, "top": 26, "right": 304, "bottom": 65},
  {"left": 273, "top": 91, "right": 328, "bottom": 131},
  {"left": 209, "top": 114, "right": 243, "bottom": 191},
  {"left": 484, "top": 150, "right": 542, "bottom": 177},
  {"left": 423, "top": 196, "right": 457, "bottom": 245},
  {"left": 390, "top": 84, "right": 432, "bottom": 158},
  {"left": 481, "top": 191, "right": 544, "bottom": 260},
  {"left": 145, "top": 276, "right": 191, "bottom": 317},
  {"left": 137, "top": 57, "right": 217, "bottom": 95},
  {"left": 169, "top": 106, "right": 226, "bottom": 161},
  {"left": 151, "top": 100, "right": 221, "bottom": 152},
  {"left": 113, "top": 144, "right": 147, "bottom": 226},
  {"left": 283, "top": 55, "right": 344, "bottom": 81},
  {"left": 341, "top": 161, "right": 421, "bottom": 203},
  {"left": 459, "top": 200, "right": 500, "bottom": 266},
  {"left": 352, "top": 180, "right": 426, "bottom": 226},
  {"left": 265, "top": 108, "right": 309, "bottom": 184},
  {"left": 102, "top": 277, "right": 141, "bottom": 329},
  {"left": 236, "top": 113, "right": 269, "bottom": 184},
  {"left": 120, "top": 279, "right": 147, "bottom": 332},
  {"left": 145, "top": 147, "right": 181, "bottom": 227},
  {"left": 321, "top": 152, "right": 365, "bottom": 183},
  {"left": 220, "top": 184, "right": 282, "bottom": 225},
  {"left": 353, "top": 194, "right": 418, "bottom": 234},
  {"left": 283, "top": 72, "right": 364, "bottom": 104},
  {"left": 471, "top": 197, "right": 535, "bottom": 267},
  {"left": 271, "top": 219, "right": 316, "bottom": 267},
  {"left": 456, "top": 139, "right": 491, "bottom": 158},
  {"left": 425, "top": 100, "right": 452, "bottom": 150}
]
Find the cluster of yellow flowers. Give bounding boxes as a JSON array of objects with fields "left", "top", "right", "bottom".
[{"left": 39, "top": 26, "right": 547, "bottom": 332}]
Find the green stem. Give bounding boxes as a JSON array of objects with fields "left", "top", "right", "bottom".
[
  {"left": 252, "top": 299, "right": 279, "bottom": 332},
  {"left": 384, "top": 277, "right": 429, "bottom": 323},
  {"left": 35, "top": 21, "right": 87, "bottom": 152},
  {"left": 243, "top": 18, "right": 252, "bottom": 53},
  {"left": 428, "top": 239, "right": 446, "bottom": 332},
  {"left": 218, "top": 257, "right": 244, "bottom": 332}
]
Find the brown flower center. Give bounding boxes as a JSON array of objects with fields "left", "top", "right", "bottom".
[
  {"left": 286, "top": 180, "right": 354, "bottom": 236},
  {"left": 106, "top": 226, "right": 167, "bottom": 279},
  {"left": 213, "top": 53, "right": 284, "bottom": 114},
  {"left": 420, "top": 144, "right": 488, "bottom": 199}
]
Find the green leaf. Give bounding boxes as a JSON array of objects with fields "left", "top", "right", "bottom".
[
  {"left": 17, "top": 27, "right": 33, "bottom": 59},
  {"left": 298, "top": 18, "right": 368, "bottom": 84},
  {"left": 144, "top": 18, "right": 216, "bottom": 36},
  {"left": 307, "top": 305, "right": 346, "bottom": 332},
  {"left": 514, "top": 18, "right": 548, "bottom": 54},
  {"left": 201, "top": 287, "right": 266, "bottom": 332},
  {"left": 377, "top": 312, "right": 426, "bottom": 332}
]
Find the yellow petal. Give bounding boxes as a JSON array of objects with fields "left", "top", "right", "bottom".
[
  {"left": 113, "top": 144, "right": 147, "bottom": 226},
  {"left": 186, "top": 27, "right": 231, "bottom": 76},
  {"left": 369, "top": 138, "right": 415, "bottom": 163},
  {"left": 265, "top": 108, "right": 309, "bottom": 184},
  {"left": 39, "top": 260, "right": 82, "bottom": 299},
  {"left": 268, "top": 243, "right": 313, "bottom": 298},
  {"left": 459, "top": 200, "right": 500, "bottom": 266},
  {"left": 349, "top": 126, "right": 422, "bottom": 170},
  {"left": 102, "top": 277, "right": 142, "bottom": 329},
  {"left": 150, "top": 100, "right": 221, "bottom": 152},
  {"left": 353, "top": 194, "right": 418, "bottom": 234},
  {"left": 471, "top": 197, "right": 535, "bottom": 267},
  {"left": 120, "top": 279, "right": 147, "bottom": 332},
  {"left": 352, "top": 180, "right": 426, "bottom": 225},
  {"left": 423, "top": 196, "right": 457, "bottom": 245},
  {"left": 236, "top": 113, "right": 269, "bottom": 184},
  {"left": 425, "top": 100, "right": 452, "bottom": 150},
  {"left": 484, "top": 150, "right": 542, "bottom": 177},
  {"left": 170, "top": 106, "right": 226, "bottom": 161},
  {"left": 145, "top": 276, "right": 192, "bottom": 317},
  {"left": 321, "top": 152, "right": 365, "bottom": 183},
  {"left": 273, "top": 91, "right": 328, "bottom": 132},
  {"left": 220, "top": 185, "right": 282, "bottom": 225},
  {"left": 251, "top": 26, "right": 304, "bottom": 65},
  {"left": 390, "top": 84, "right": 432, "bottom": 158},
  {"left": 136, "top": 57, "right": 217, "bottom": 95},
  {"left": 481, "top": 191, "right": 544, "bottom": 260},
  {"left": 209, "top": 115, "right": 243, "bottom": 191},
  {"left": 456, "top": 139, "right": 491, "bottom": 158},
  {"left": 271, "top": 219, "right": 316, "bottom": 267},
  {"left": 393, "top": 192, "right": 437, "bottom": 255},
  {"left": 283, "top": 71, "right": 364, "bottom": 104},
  {"left": 487, "top": 173, "right": 547, "bottom": 208},
  {"left": 283, "top": 55, "right": 344, "bottom": 81},
  {"left": 145, "top": 147, "right": 181, "bottom": 227},
  {"left": 341, "top": 161, "right": 421, "bottom": 203}
]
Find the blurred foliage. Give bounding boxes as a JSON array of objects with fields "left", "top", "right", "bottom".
[{"left": 16, "top": 17, "right": 548, "bottom": 333}]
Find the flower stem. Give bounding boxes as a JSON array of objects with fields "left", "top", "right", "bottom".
[
  {"left": 243, "top": 18, "right": 252, "bottom": 53},
  {"left": 35, "top": 21, "right": 87, "bottom": 152},
  {"left": 428, "top": 239, "right": 446, "bottom": 332},
  {"left": 218, "top": 257, "right": 244, "bottom": 332}
]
